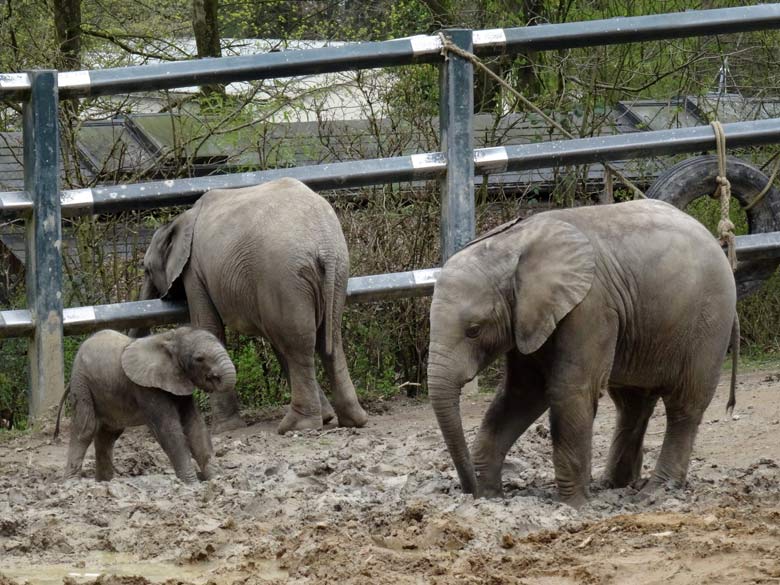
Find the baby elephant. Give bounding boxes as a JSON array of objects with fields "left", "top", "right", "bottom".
[{"left": 55, "top": 327, "right": 237, "bottom": 483}]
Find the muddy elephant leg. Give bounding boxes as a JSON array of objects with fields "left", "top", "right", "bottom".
[
  {"left": 641, "top": 384, "right": 715, "bottom": 494},
  {"left": 184, "top": 271, "right": 245, "bottom": 434},
  {"left": 274, "top": 346, "right": 335, "bottom": 425},
  {"left": 318, "top": 327, "right": 367, "bottom": 428},
  {"left": 94, "top": 426, "right": 124, "bottom": 482},
  {"left": 138, "top": 390, "right": 198, "bottom": 483},
  {"left": 603, "top": 388, "right": 659, "bottom": 488},
  {"left": 179, "top": 397, "right": 217, "bottom": 480},
  {"left": 63, "top": 385, "right": 97, "bottom": 480},
  {"left": 472, "top": 351, "right": 548, "bottom": 498}
]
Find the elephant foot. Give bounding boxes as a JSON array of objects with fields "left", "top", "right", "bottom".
[
  {"left": 560, "top": 492, "right": 588, "bottom": 509},
  {"left": 197, "top": 462, "right": 219, "bottom": 481},
  {"left": 336, "top": 403, "right": 368, "bottom": 428},
  {"left": 476, "top": 484, "right": 504, "bottom": 499},
  {"left": 212, "top": 414, "right": 246, "bottom": 435},
  {"left": 175, "top": 468, "right": 199, "bottom": 484},
  {"left": 277, "top": 409, "right": 323, "bottom": 435},
  {"left": 322, "top": 404, "right": 336, "bottom": 425}
]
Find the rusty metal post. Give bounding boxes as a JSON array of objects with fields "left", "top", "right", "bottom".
[{"left": 23, "top": 70, "right": 65, "bottom": 421}]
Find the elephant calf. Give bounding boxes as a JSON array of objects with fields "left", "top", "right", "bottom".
[
  {"left": 55, "top": 327, "right": 237, "bottom": 483},
  {"left": 428, "top": 199, "right": 739, "bottom": 507}
]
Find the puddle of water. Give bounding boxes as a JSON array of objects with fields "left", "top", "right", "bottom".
[{"left": 0, "top": 551, "right": 287, "bottom": 584}]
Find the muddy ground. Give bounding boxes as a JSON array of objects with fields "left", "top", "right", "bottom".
[{"left": 1, "top": 367, "right": 779, "bottom": 585}]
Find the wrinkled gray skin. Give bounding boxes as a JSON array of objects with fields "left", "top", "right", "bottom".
[
  {"left": 61, "top": 327, "right": 236, "bottom": 483},
  {"left": 134, "top": 178, "right": 368, "bottom": 434},
  {"left": 428, "top": 199, "right": 738, "bottom": 508}
]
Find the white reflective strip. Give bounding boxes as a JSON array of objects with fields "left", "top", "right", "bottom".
[
  {"left": 61, "top": 188, "right": 94, "bottom": 208},
  {"left": 0, "top": 191, "right": 33, "bottom": 211},
  {"left": 58, "top": 70, "right": 91, "bottom": 90},
  {"left": 411, "top": 153, "right": 446, "bottom": 169},
  {"left": 413, "top": 268, "right": 440, "bottom": 285},
  {"left": 474, "top": 147, "right": 508, "bottom": 173},
  {"left": 409, "top": 35, "right": 442, "bottom": 55},
  {"left": 0, "top": 73, "right": 30, "bottom": 91},
  {"left": 64, "top": 306, "right": 97, "bottom": 325},
  {"left": 473, "top": 29, "right": 507, "bottom": 47},
  {"left": 1, "top": 310, "right": 32, "bottom": 327}
]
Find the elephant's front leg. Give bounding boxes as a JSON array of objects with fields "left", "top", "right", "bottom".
[
  {"left": 139, "top": 391, "right": 199, "bottom": 483},
  {"left": 179, "top": 398, "right": 217, "bottom": 481},
  {"left": 547, "top": 379, "right": 599, "bottom": 508},
  {"left": 184, "top": 270, "right": 245, "bottom": 434},
  {"left": 472, "top": 352, "right": 548, "bottom": 498}
]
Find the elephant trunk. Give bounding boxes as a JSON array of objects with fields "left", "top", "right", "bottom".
[
  {"left": 128, "top": 276, "right": 157, "bottom": 338},
  {"left": 214, "top": 354, "right": 237, "bottom": 394},
  {"left": 428, "top": 356, "right": 478, "bottom": 496}
]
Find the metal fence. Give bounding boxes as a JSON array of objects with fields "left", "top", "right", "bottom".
[{"left": 3, "top": 4, "right": 780, "bottom": 418}]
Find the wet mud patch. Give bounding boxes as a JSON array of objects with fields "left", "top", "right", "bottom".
[{"left": 1, "top": 369, "right": 779, "bottom": 583}]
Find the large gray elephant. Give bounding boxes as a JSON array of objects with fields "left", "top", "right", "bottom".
[
  {"left": 55, "top": 327, "right": 236, "bottom": 483},
  {"left": 427, "top": 199, "right": 739, "bottom": 508},
  {"left": 136, "top": 178, "right": 368, "bottom": 434}
]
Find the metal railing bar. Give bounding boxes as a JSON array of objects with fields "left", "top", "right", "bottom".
[
  {"left": 3, "top": 229, "right": 780, "bottom": 340},
  {"left": 476, "top": 4, "right": 780, "bottom": 55},
  {"left": 0, "top": 268, "right": 443, "bottom": 338},
  {"left": 2, "top": 5, "right": 779, "bottom": 100},
  {"left": 3, "top": 118, "right": 780, "bottom": 218}
]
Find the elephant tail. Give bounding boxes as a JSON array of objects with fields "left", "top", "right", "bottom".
[
  {"left": 726, "top": 313, "right": 740, "bottom": 417},
  {"left": 321, "top": 251, "right": 336, "bottom": 356},
  {"left": 53, "top": 383, "right": 71, "bottom": 441}
]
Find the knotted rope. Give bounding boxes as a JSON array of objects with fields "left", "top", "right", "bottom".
[
  {"left": 437, "top": 33, "right": 646, "bottom": 200},
  {"left": 710, "top": 120, "right": 737, "bottom": 271}
]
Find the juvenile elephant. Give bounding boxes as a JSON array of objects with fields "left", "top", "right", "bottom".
[
  {"left": 55, "top": 327, "right": 236, "bottom": 483},
  {"left": 135, "top": 178, "right": 368, "bottom": 434},
  {"left": 427, "top": 199, "right": 739, "bottom": 507}
]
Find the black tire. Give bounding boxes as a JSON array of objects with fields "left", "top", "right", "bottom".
[{"left": 645, "top": 155, "right": 780, "bottom": 299}]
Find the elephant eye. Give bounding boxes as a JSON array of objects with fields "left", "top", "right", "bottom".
[
  {"left": 194, "top": 355, "right": 205, "bottom": 363},
  {"left": 465, "top": 324, "right": 481, "bottom": 338}
]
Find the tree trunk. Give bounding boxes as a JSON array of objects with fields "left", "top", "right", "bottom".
[
  {"left": 53, "top": 0, "right": 81, "bottom": 70},
  {"left": 191, "top": 0, "right": 225, "bottom": 104}
]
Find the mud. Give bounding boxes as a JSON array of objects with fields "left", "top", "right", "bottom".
[{"left": 1, "top": 368, "right": 779, "bottom": 584}]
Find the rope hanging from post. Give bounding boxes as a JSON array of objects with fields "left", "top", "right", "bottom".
[
  {"left": 437, "top": 32, "right": 646, "bottom": 200},
  {"left": 710, "top": 120, "right": 738, "bottom": 271}
]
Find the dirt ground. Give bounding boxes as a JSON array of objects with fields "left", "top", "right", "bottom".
[{"left": 1, "top": 366, "right": 779, "bottom": 585}]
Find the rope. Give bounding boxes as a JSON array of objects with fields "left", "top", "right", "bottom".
[
  {"left": 710, "top": 120, "right": 738, "bottom": 271},
  {"left": 437, "top": 33, "right": 646, "bottom": 200},
  {"left": 743, "top": 152, "right": 780, "bottom": 211}
]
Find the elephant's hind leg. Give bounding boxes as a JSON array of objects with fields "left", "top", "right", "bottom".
[
  {"left": 472, "top": 352, "right": 547, "bottom": 498},
  {"left": 642, "top": 384, "right": 714, "bottom": 495},
  {"left": 318, "top": 327, "right": 367, "bottom": 428},
  {"left": 94, "top": 426, "right": 123, "bottom": 482},
  {"left": 603, "top": 387, "right": 659, "bottom": 488}
]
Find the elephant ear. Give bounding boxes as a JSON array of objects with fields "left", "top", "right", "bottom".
[
  {"left": 147, "top": 203, "right": 199, "bottom": 298},
  {"left": 121, "top": 332, "right": 194, "bottom": 396},
  {"left": 513, "top": 218, "right": 595, "bottom": 355}
]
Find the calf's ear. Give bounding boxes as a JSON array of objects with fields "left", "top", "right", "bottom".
[
  {"left": 513, "top": 218, "right": 595, "bottom": 354},
  {"left": 121, "top": 331, "right": 194, "bottom": 396}
]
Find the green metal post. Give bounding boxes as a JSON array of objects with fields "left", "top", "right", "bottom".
[
  {"left": 439, "top": 29, "right": 475, "bottom": 262},
  {"left": 23, "top": 70, "right": 65, "bottom": 421}
]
